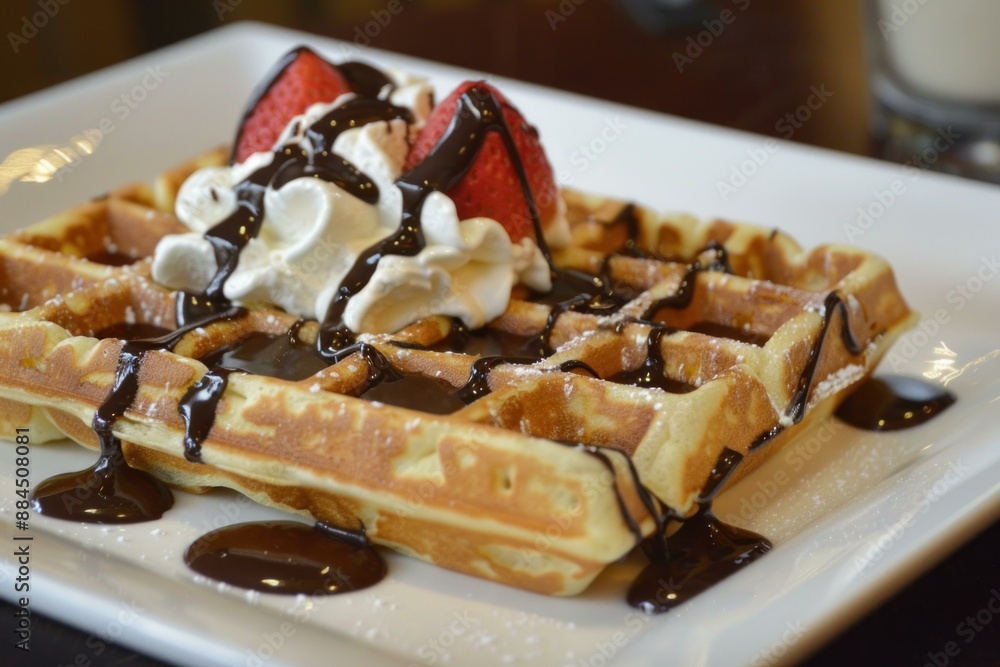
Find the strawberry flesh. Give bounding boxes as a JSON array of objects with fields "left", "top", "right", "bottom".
[{"left": 233, "top": 47, "right": 351, "bottom": 163}]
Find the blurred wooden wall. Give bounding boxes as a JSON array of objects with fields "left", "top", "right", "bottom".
[{"left": 0, "top": 0, "right": 870, "bottom": 156}]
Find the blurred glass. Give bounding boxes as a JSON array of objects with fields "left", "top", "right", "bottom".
[
  {"left": 864, "top": 0, "right": 1000, "bottom": 183},
  {"left": 617, "top": 0, "right": 719, "bottom": 35}
]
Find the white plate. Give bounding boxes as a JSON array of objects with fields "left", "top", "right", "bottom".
[{"left": 2, "top": 22, "right": 999, "bottom": 667}]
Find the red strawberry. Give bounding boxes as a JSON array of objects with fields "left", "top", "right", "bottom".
[
  {"left": 232, "top": 47, "right": 350, "bottom": 163},
  {"left": 404, "top": 81, "right": 558, "bottom": 244}
]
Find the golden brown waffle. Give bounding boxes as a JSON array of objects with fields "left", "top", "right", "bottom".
[{"left": 0, "top": 149, "right": 915, "bottom": 595}]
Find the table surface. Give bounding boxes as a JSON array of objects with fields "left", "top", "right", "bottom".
[{"left": 1, "top": 1, "right": 998, "bottom": 665}]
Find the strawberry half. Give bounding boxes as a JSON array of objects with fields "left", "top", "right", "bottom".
[
  {"left": 232, "top": 47, "right": 351, "bottom": 163},
  {"left": 404, "top": 81, "right": 558, "bottom": 244}
]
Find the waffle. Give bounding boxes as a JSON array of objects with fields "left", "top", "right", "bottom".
[{"left": 0, "top": 148, "right": 915, "bottom": 596}]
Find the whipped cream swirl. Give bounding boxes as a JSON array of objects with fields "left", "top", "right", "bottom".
[{"left": 152, "top": 68, "right": 564, "bottom": 334}]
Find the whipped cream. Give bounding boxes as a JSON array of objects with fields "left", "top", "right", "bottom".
[{"left": 152, "top": 68, "right": 567, "bottom": 333}]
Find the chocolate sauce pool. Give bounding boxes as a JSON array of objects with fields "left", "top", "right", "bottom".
[
  {"left": 835, "top": 375, "right": 956, "bottom": 430},
  {"left": 361, "top": 372, "right": 466, "bottom": 414},
  {"left": 184, "top": 521, "right": 385, "bottom": 594},
  {"left": 628, "top": 449, "right": 770, "bottom": 613},
  {"left": 606, "top": 326, "right": 695, "bottom": 393},
  {"left": 28, "top": 447, "right": 174, "bottom": 524}
]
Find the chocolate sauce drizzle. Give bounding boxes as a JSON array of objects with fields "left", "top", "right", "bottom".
[
  {"left": 317, "top": 84, "right": 556, "bottom": 357},
  {"left": 31, "top": 308, "right": 242, "bottom": 523},
  {"left": 191, "top": 55, "right": 633, "bottom": 384},
  {"left": 612, "top": 203, "right": 646, "bottom": 258},
  {"left": 179, "top": 366, "right": 235, "bottom": 464},
  {"left": 788, "top": 292, "right": 863, "bottom": 423},
  {"left": 454, "top": 356, "right": 535, "bottom": 403},
  {"left": 180, "top": 48, "right": 412, "bottom": 327},
  {"left": 338, "top": 61, "right": 395, "bottom": 99},
  {"left": 749, "top": 291, "right": 864, "bottom": 451},
  {"left": 181, "top": 95, "right": 412, "bottom": 328},
  {"left": 642, "top": 241, "right": 731, "bottom": 320},
  {"left": 574, "top": 445, "right": 649, "bottom": 543},
  {"left": 354, "top": 343, "right": 402, "bottom": 389}
]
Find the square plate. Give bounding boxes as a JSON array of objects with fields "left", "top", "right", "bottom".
[{"left": 2, "top": 21, "right": 1000, "bottom": 667}]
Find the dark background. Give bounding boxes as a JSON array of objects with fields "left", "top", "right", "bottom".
[
  {"left": 1, "top": 1, "right": 999, "bottom": 665},
  {"left": 0, "top": 0, "right": 872, "bottom": 154}
]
